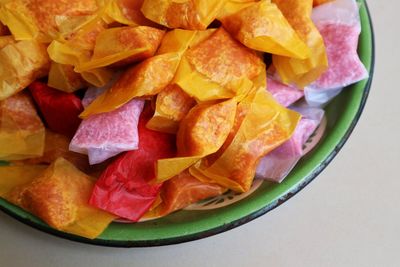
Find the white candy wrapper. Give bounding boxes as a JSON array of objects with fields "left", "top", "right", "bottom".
[
  {"left": 70, "top": 81, "right": 144, "bottom": 165},
  {"left": 267, "top": 76, "right": 304, "bottom": 107},
  {"left": 305, "top": 0, "right": 368, "bottom": 107},
  {"left": 256, "top": 106, "right": 325, "bottom": 183}
]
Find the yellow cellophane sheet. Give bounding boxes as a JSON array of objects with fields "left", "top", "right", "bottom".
[
  {"left": 141, "top": 0, "right": 228, "bottom": 30},
  {"left": 220, "top": 0, "right": 310, "bottom": 59},
  {"left": 0, "top": 92, "right": 45, "bottom": 161},
  {"left": 272, "top": 0, "right": 328, "bottom": 88},
  {"left": 190, "top": 89, "right": 301, "bottom": 193},
  {"left": 2, "top": 158, "right": 117, "bottom": 239},
  {"left": 0, "top": 39, "right": 50, "bottom": 100},
  {"left": 48, "top": 62, "right": 86, "bottom": 93},
  {"left": 313, "top": 0, "right": 333, "bottom": 6},
  {"left": 156, "top": 99, "right": 237, "bottom": 182}
]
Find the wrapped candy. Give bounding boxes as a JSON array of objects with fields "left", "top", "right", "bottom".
[
  {"left": 76, "top": 26, "right": 165, "bottom": 71},
  {"left": 174, "top": 27, "right": 264, "bottom": 102},
  {"left": 146, "top": 84, "right": 196, "bottom": 134},
  {"left": 308, "top": 0, "right": 368, "bottom": 90},
  {"left": 190, "top": 89, "right": 301, "bottom": 193},
  {"left": 267, "top": 77, "right": 304, "bottom": 107},
  {"left": 80, "top": 29, "right": 199, "bottom": 118},
  {"left": 313, "top": 0, "right": 333, "bottom": 6},
  {"left": 141, "top": 0, "right": 228, "bottom": 30},
  {"left": 29, "top": 82, "right": 83, "bottom": 137},
  {"left": 220, "top": 0, "right": 310, "bottom": 59},
  {"left": 17, "top": 130, "right": 90, "bottom": 173},
  {"left": 1, "top": 158, "right": 117, "bottom": 239},
  {"left": 98, "top": 0, "right": 157, "bottom": 27},
  {"left": 157, "top": 99, "right": 237, "bottom": 182},
  {"left": 145, "top": 171, "right": 226, "bottom": 218},
  {"left": 0, "top": 35, "right": 14, "bottom": 49},
  {"left": 48, "top": 62, "right": 86, "bottom": 93},
  {"left": 89, "top": 107, "right": 176, "bottom": 221},
  {"left": 0, "top": 0, "right": 98, "bottom": 42},
  {"left": 70, "top": 85, "right": 145, "bottom": 165},
  {"left": 272, "top": 0, "right": 328, "bottom": 88},
  {"left": 0, "top": 40, "right": 50, "bottom": 100},
  {"left": 0, "top": 92, "right": 45, "bottom": 161},
  {"left": 256, "top": 107, "right": 324, "bottom": 182}
]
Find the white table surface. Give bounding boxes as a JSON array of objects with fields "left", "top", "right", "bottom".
[{"left": 1, "top": 2, "right": 398, "bottom": 267}]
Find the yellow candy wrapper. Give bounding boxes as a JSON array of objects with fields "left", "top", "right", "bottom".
[
  {"left": 98, "top": 0, "right": 157, "bottom": 27},
  {"left": 146, "top": 84, "right": 196, "bottom": 134},
  {"left": 47, "top": 18, "right": 113, "bottom": 87},
  {"left": 0, "top": 92, "right": 45, "bottom": 161},
  {"left": 174, "top": 27, "right": 264, "bottom": 102},
  {"left": 48, "top": 62, "right": 86, "bottom": 93},
  {"left": 0, "top": 35, "right": 13, "bottom": 48},
  {"left": 0, "top": 0, "right": 98, "bottom": 42},
  {"left": 80, "top": 29, "right": 199, "bottom": 118},
  {"left": 76, "top": 26, "right": 165, "bottom": 71},
  {"left": 272, "top": 0, "right": 328, "bottom": 88},
  {"left": 0, "top": 39, "right": 50, "bottom": 100},
  {"left": 141, "top": 0, "right": 228, "bottom": 30},
  {"left": 220, "top": 0, "right": 310, "bottom": 59},
  {"left": 3, "top": 158, "right": 117, "bottom": 239},
  {"left": 157, "top": 99, "right": 237, "bottom": 182},
  {"left": 190, "top": 89, "right": 301, "bottom": 193},
  {"left": 15, "top": 130, "right": 90, "bottom": 173},
  {"left": 313, "top": 0, "right": 334, "bottom": 6}
]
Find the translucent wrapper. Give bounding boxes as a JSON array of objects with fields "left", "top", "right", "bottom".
[
  {"left": 48, "top": 62, "right": 86, "bottom": 93},
  {"left": 80, "top": 29, "right": 199, "bottom": 118},
  {"left": 0, "top": 92, "right": 45, "bottom": 161},
  {"left": 313, "top": 0, "right": 334, "bottom": 6},
  {"left": 145, "top": 171, "right": 226, "bottom": 218},
  {"left": 76, "top": 26, "right": 165, "bottom": 71},
  {"left": 256, "top": 106, "right": 324, "bottom": 182},
  {"left": 220, "top": 0, "right": 310, "bottom": 59},
  {"left": 0, "top": 21, "right": 8, "bottom": 36},
  {"left": 70, "top": 86, "right": 144, "bottom": 165},
  {"left": 174, "top": 28, "right": 264, "bottom": 102},
  {"left": 29, "top": 82, "right": 83, "bottom": 138},
  {"left": 272, "top": 0, "right": 328, "bottom": 88},
  {"left": 146, "top": 84, "right": 196, "bottom": 134},
  {"left": 308, "top": 0, "right": 368, "bottom": 90},
  {"left": 47, "top": 18, "right": 112, "bottom": 87},
  {"left": 2, "top": 158, "right": 117, "bottom": 239},
  {"left": 0, "top": 35, "right": 14, "bottom": 48},
  {"left": 97, "top": 0, "right": 156, "bottom": 27},
  {"left": 0, "top": 0, "right": 98, "bottom": 42},
  {"left": 190, "top": 89, "right": 301, "bottom": 193},
  {"left": 157, "top": 99, "right": 237, "bottom": 182},
  {"left": 89, "top": 107, "right": 176, "bottom": 221},
  {"left": 267, "top": 76, "right": 304, "bottom": 107},
  {"left": 17, "top": 130, "right": 90, "bottom": 173},
  {"left": 141, "top": 0, "right": 228, "bottom": 30},
  {"left": 0, "top": 39, "right": 50, "bottom": 100}
]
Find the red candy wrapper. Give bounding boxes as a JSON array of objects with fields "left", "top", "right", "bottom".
[
  {"left": 29, "top": 82, "right": 83, "bottom": 137},
  {"left": 89, "top": 105, "right": 176, "bottom": 222}
]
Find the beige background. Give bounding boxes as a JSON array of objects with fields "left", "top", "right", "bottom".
[{"left": 0, "top": 1, "right": 398, "bottom": 267}]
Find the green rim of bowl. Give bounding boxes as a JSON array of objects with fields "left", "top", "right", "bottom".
[{"left": 0, "top": 0, "right": 375, "bottom": 247}]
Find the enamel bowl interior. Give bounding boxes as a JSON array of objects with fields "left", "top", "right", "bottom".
[{"left": 0, "top": 0, "right": 374, "bottom": 247}]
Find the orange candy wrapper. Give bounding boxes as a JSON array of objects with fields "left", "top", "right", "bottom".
[
  {"left": 47, "top": 62, "right": 86, "bottom": 93},
  {"left": 272, "top": 0, "right": 328, "bottom": 88},
  {"left": 146, "top": 84, "right": 196, "bottom": 134},
  {"left": 190, "top": 89, "right": 301, "bottom": 193},
  {"left": 156, "top": 99, "right": 237, "bottom": 182},
  {"left": 0, "top": 39, "right": 50, "bottom": 100},
  {"left": 141, "top": 0, "right": 228, "bottom": 30},
  {"left": 220, "top": 0, "right": 310, "bottom": 59},
  {"left": 0, "top": 158, "right": 117, "bottom": 239},
  {"left": 0, "top": 92, "right": 45, "bottom": 161}
]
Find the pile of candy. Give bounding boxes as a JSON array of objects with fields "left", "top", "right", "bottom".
[{"left": 0, "top": 0, "right": 367, "bottom": 239}]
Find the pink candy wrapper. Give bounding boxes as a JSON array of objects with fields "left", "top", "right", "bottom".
[
  {"left": 267, "top": 77, "right": 304, "bottom": 107},
  {"left": 305, "top": 0, "right": 368, "bottom": 106},
  {"left": 70, "top": 83, "right": 144, "bottom": 165},
  {"left": 256, "top": 107, "right": 324, "bottom": 183}
]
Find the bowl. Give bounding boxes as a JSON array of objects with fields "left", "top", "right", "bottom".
[{"left": 0, "top": 0, "right": 375, "bottom": 247}]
